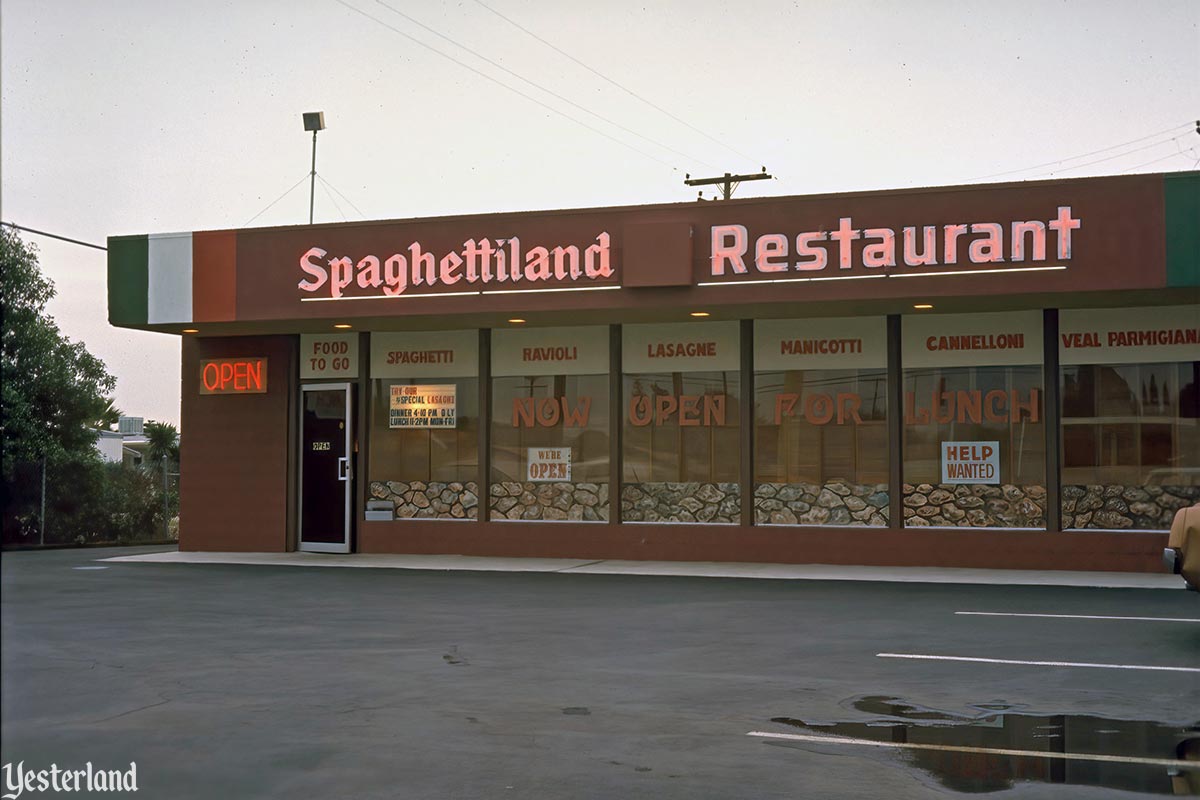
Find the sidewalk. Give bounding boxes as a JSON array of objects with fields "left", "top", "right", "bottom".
[{"left": 101, "top": 550, "right": 1182, "bottom": 589}]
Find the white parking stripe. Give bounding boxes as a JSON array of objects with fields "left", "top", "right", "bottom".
[
  {"left": 877, "top": 653, "right": 1200, "bottom": 673},
  {"left": 956, "top": 611, "right": 1200, "bottom": 623},
  {"left": 746, "top": 731, "right": 1196, "bottom": 768}
]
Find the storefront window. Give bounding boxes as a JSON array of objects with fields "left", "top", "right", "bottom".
[
  {"left": 489, "top": 326, "right": 610, "bottom": 521},
  {"left": 1060, "top": 306, "right": 1200, "bottom": 530},
  {"left": 902, "top": 311, "right": 1046, "bottom": 528},
  {"left": 753, "top": 318, "right": 889, "bottom": 525},
  {"left": 621, "top": 322, "right": 741, "bottom": 523},
  {"left": 367, "top": 331, "right": 479, "bottom": 519}
]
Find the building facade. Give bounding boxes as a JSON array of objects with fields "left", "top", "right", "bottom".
[{"left": 107, "top": 171, "right": 1200, "bottom": 571}]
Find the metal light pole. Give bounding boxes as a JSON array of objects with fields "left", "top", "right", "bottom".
[
  {"left": 40, "top": 455, "right": 46, "bottom": 546},
  {"left": 302, "top": 112, "right": 326, "bottom": 225}
]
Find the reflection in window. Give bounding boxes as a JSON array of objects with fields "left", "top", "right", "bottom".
[
  {"left": 490, "top": 374, "right": 610, "bottom": 521},
  {"left": 622, "top": 371, "right": 740, "bottom": 523},
  {"left": 902, "top": 365, "right": 1046, "bottom": 528},
  {"left": 1061, "top": 361, "right": 1200, "bottom": 530},
  {"left": 367, "top": 378, "right": 479, "bottom": 519},
  {"left": 753, "top": 369, "right": 889, "bottom": 526}
]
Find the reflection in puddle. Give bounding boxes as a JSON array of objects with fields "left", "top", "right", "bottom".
[{"left": 769, "top": 696, "right": 1200, "bottom": 795}]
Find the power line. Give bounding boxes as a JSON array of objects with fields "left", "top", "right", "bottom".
[
  {"left": 1031, "top": 132, "right": 1194, "bottom": 178},
  {"left": 332, "top": 0, "right": 679, "bottom": 172},
  {"left": 970, "top": 121, "right": 1194, "bottom": 181},
  {"left": 1, "top": 221, "right": 106, "bottom": 251},
  {"left": 242, "top": 172, "right": 312, "bottom": 228},
  {"left": 470, "top": 0, "right": 758, "bottom": 168},
  {"left": 374, "top": 0, "right": 710, "bottom": 170},
  {"left": 1122, "top": 150, "right": 1197, "bottom": 173},
  {"left": 371, "top": 0, "right": 714, "bottom": 169}
]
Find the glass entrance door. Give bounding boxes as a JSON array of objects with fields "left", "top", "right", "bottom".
[{"left": 299, "top": 383, "right": 353, "bottom": 553}]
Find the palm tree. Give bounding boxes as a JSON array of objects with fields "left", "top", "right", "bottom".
[
  {"left": 144, "top": 420, "right": 179, "bottom": 540},
  {"left": 91, "top": 398, "right": 123, "bottom": 431},
  {"left": 144, "top": 421, "right": 179, "bottom": 468}
]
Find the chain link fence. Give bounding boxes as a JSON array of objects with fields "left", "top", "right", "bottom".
[{"left": 2, "top": 458, "right": 179, "bottom": 547}]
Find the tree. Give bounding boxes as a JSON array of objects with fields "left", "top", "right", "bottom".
[
  {"left": 0, "top": 226, "right": 115, "bottom": 479},
  {"left": 92, "top": 398, "right": 123, "bottom": 431},
  {"left": 144, "top": 420, "right": 179, "bottom": 467}
]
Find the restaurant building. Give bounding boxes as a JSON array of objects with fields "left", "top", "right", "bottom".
[{"left": 107, "top": 171, "right": 1200, "bottom": 571}]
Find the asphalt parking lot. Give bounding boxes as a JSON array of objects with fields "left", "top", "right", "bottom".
[{"left": 2, "top": 546, "right": 1198, "bottom": 799}]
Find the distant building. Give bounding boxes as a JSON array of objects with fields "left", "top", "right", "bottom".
[{"left": 95, "top": 418, "right": 150, "bottom": 466}]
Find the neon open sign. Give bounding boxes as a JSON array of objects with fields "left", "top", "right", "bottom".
[{"left": 200, "top": 358, "right": 268, "bottom": 395}]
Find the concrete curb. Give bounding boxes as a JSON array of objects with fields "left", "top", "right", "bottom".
[{"left": 100, "top": 550, "right": 1183, "bottom": 589}]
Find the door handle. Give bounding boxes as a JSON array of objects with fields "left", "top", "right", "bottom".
[{"left": 337, "top": 457, "right": 352, "bottom": 481}]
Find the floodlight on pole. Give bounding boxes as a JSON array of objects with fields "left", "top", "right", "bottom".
[{"left": 303, "top": 112, "right": 326, "bottom": 225}]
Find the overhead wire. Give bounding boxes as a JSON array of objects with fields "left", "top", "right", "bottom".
[
  {"left": 1028, "top": 132, "right": 1195, "bottom": 178},
  {"left": 970, "top": 121, "right": 1194, "bottom": 181},
  {"left": 333, "top": 0, "right": 681, "bottom": 172},
  {"left": 1, "top": 221, "right": 107, "bottom": 251},
  {"left": 369, "top": 0, "right": 714, "bottom": 169},
  {"left": 1122, "top": 150, "right": 1197, "bottom": 173},
  {"left": 469, "top": 0, "right": 758, "bottom": 168},
  {"left": 1173, "top": 134, "right": 1200, "bottom": 166}
]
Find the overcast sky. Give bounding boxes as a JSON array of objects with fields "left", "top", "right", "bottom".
[{"left": 2, "top": 0, "right": 1197, "bottom": 428}]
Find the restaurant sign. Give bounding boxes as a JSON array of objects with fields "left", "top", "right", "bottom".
[
  {"left": 300, "top": 333, "right": 358, "bottom": 379},
  {"left": 299, "top": 234, "right": 614, "bottom": 300},
  {"left": 1059, "top": 305, "right": 1200, "bottom": 365},
  {"left": 904, "top": 311, "right": 1043, "bottom": 368},
  {"left": 708, "top": 207, "right": 1081, "bottom": 279},
  {"left": 199, "top": 358, "right": 268, "bottom": 395}
]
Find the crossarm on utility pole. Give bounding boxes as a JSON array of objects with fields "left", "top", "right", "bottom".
[{"left": 684, "top": 168, "right": 773, "bottom": 200}]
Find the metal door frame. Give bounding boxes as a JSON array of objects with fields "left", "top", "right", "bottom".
[{"left": 298, "top": 382, "right": 353, "bottom": 553}]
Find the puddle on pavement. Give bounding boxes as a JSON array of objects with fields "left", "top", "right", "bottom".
[{"left": 768, "top": 696, "right": 1200, "bottom": 795}]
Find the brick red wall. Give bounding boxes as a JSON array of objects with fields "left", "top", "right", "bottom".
[{"left": 180, "top": 335, "right": 294, "bottom": 551}]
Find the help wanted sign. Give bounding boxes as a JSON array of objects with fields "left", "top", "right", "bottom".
[{"left": 941, "top": 441, "right": 1000, "bottom": 484}]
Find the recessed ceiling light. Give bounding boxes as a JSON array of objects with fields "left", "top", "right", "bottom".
[
  {"left": 913, "top": 304, "right": 934, "bottom": 310},
  {"left": 689, "top": 311, "right": 711, "bottom": 317},
  {"left": 333, "top": 323, "right": 353, "bottom": 329},
  {"left": 508, "top": 318, "right": 526, "bottom": 324},
  {"left": 181, "top": 328, "right": 199, "bottom": 334}
]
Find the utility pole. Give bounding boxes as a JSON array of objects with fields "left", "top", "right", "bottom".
[{"left": 684, "top": 167, "right": 773, "bottom": 200}]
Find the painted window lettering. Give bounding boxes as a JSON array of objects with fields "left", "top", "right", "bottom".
[
  {"left": 710, "top": 207, "right": 1081, "bottom": 276},
  {"left": 1061, "top": 328, "right": 1200, "bottom": 348},
  {"left": 646, "top": 341, "right": 717, "bottom": 358}
]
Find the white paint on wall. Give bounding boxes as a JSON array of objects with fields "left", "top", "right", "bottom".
[{"left": 147, "top": 232, "right": 193, "bottom": 324}]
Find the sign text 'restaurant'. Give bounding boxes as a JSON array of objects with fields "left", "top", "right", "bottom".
[{"left": 710, "top": 207, "right": 1080, "bottom": 276}]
